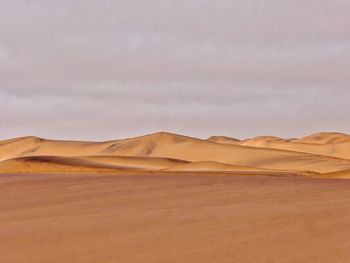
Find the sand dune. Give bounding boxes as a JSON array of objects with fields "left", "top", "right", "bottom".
[
  {"left": 1, "top": 132, "right": 350, "bottom": 175},
  {"left": 240, "top": 134, "right": 350, "bottom": 160},
  {"left": 98, "top": 132, "right": 350, "bottom": 173},
  {"left": 207, "top": 135, "right": 240, "bottom": 144},
  {"left": 212, "top": 132, "right": 350, "bottom": 160},
  {"left": 0, "top": 155, "right": 189, "bottom": 174},
  {"left": 293, "top": 132, "right": 350, "bottom": 144},
  {"left": 0, "top": 156, "right": 131, "bottom": 174},
  {"left": 0, "top": 136, "right": 113, "bottom": 161},
  {"left": 239, "top": 135, "right": 286, "bottom": 145},
  {"left": 78, "top": 155, "right": 189, "bottom": 170},
  {"left": 2, "top": 133, "right": 350, "bottom": 262}
]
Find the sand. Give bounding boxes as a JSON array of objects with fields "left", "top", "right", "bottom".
[
  {"left": 0, "top": 155, "right": 189, "bottom": 174},
  {"left": 2, "top": 173, "right": 350, "bottom": 263},
  {"left": 1, "top": 132, "right": 350, "bottom": 176},
  {"left": 321, "top": 169, "right": 350, "bottom": 179},
  {"left": 164, "top": 161, "right": 276, "bottom": 172},
  {"left": 2, "top": 132, "right": 350, "bottom": 262},
  {"left": 215, "top": 132, "right": 350, "bottom": 160}
]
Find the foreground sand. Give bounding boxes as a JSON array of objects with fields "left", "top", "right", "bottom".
[{"left": 2, "top": 173, "right": 350, "bottom": 263}]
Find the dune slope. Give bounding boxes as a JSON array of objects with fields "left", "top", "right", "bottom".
[
  {"left": 236, "top": 133, "right": 350, "bottom": 160},
  {"left": 0, "top": 155, "right": 189, "bottom": 174},
  {"left": 294, "top": 132, "right": 350, "bottom": 144},
  {"left": 101, "top": 132, "right": 350, "bottom": 173},
  {"left": 1, "top": 132, "right": 350, "bottom": 174}
]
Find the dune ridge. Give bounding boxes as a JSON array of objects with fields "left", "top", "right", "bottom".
[
  {"left": 1, "top": 131, "right": 350, "bottom": 177},
  {"left": 234, "top": 133, "right": 350, "bottom": 160},
  {"left": 294, "top": 132, "right": 350, "bottom": 144},
  {"left": 208, "top": 132, "right": 350, "bottom": 160}
]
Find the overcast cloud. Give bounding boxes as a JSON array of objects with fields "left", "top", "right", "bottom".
[{"left": 1, "top": 0, "right": 349, "bottom": 140}]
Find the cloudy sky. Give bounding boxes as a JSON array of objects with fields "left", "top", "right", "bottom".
[{"left": 1, "top": 0, "right": 349, "bottom": 140}]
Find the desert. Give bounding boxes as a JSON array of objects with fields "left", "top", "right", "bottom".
[
  {"left": 1, "top": 132, "right": 350, "bottom": 262},
  {"left": 1, "top": 132, "right": 350, "bottom": 176},
  {"left": 2, "top": 0, "right": 349, "bottom": 261}
]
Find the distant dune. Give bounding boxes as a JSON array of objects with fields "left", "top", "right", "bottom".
[
  {"left": 293, "top": 132, "right": 350, "bottom": 144},
  {"left": 234, "top": 132, "right": 350, "bottom": 160},
  {"left": 1, "top": 131, "right": 350, "bottom": 177},
  {"left": 207, "top": 136, "right": 241, "bottom": 144},
  {"left": 3, "top": 133, "right": 350, "bottom": 262}
]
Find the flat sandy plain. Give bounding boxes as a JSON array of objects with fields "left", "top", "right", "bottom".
[
  {"left": 1, "top": 132, "right": 350, "bottom": 262},
  {"left": 2, "top": 173, "right": 350, "bottom": 263}
]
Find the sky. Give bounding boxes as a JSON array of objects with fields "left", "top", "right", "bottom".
[{"left": 1, "top": 0, "right": 350, "bottom": 141}]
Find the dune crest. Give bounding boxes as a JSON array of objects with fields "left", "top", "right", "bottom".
[
  {"left": 234, "top": 132, "right": 350, "bottom": 160},
  {"left": 207, "top": 136, "right": 240, "bottom": 144},
  {"left": 293, "top": 132, "right": 350, "bottom": 144},
  {"left": 1, "top": 131, "right": 350, "bottom": 177}
]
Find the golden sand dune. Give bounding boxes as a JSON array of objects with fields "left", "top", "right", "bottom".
[
  {"left": 235, "top": 136, "right": 298, "bottom": 150},
  {"left": 207, "top": 135, "right": 240, "bottom": 144},
  {"left": 2, "top": 133, "right": 350, "bottom": 262},
  {"left": 239, "top": 135, "right": 285, "bottom": 145},
  {"left": 236, "top": 132, "right": 350, "bottom": 160},
  {"left": 0, "top": 133, "right": 200, "bottom": 160},
  {"left": 2, "top": 173, "right": 350, "bottom": 263},
  {"left": 1, "top": 132, "right": 350, "bottom": 174},
  {"left": 78, "top": 155, "right": 189, "bottom": 170},
  {"left": 0, "top": 156, "right": 131, "bottom": 174},
  {"left": 210, "top": 132, "right": 350, "bottom": 160},
  {"left": 293, "top": 132, "right": 350, "bottom": 144},
  {"left": 97, "top": 132, "right": 350, "bottom": 173},
  {"left": 0, "top": 136, "right": 112, "bottom": 161},
  {"left": 0, "top": 155, "right": 189, "bottom": 174}
]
